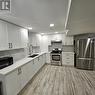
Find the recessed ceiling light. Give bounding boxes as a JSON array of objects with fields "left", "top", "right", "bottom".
[
  {"left": 41, "top": 33, "right": 44, "bottom": 35},
  {"left": 55, "top": 32, "right": 58, "bottom": 33},
  {"left": 50, "top": 24, "right": 54, "bottom": 27},
  {"left": 27, "top": 27, "right": 32, "bottom": 30}
]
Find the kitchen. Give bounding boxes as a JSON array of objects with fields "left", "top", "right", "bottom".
[{"left": 0, "top": 0, "right": 95, "bottom": 95}]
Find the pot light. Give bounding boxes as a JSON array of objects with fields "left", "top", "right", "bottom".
[
  {"left": 55, "top": 32, "right": 58, "bottom": 33},
  {"left": 41, "top": 33, "right": 44, "bottom": 35},
  {"left": 50, "top": 24, "right": 54, "bottom": 27},
  {"left": 27, "top": 27, "right": 32, "bottom": 30}
]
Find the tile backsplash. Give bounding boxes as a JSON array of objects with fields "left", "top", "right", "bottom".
[
  {"left": 48, "top": 45, "right": 74, "bottom": 52},
  {"left": 0, "top": 48, "right": 28, "bottom": 63}
]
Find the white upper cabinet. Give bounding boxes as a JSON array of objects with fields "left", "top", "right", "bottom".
[
  {"left": 0, "top": 20, "right": 28, "bottom": 51},
  {"left": 7, "top": 23, "right": 22, "bottom": 49},
  {"left": 32, "top": 34, "right": 40, "bottom": 46},
  {"left": 20, "top": 28, "right": 28, "bottom": 48},
  {"left": 47, "top": 34, "right": 73, "bottom": 46},
  {"left": 64, "top": 36, "right": 73, "bottom": 45},
  {"left": 0, "top": 20, "right": 8, "bottom": 50},
  {"left": 29, "top": 33, "right": 41, "bottom": 46}
]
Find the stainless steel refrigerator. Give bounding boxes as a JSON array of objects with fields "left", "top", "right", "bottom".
[{"left": 75, "top": 38, "right": 94, "bottom": 70}]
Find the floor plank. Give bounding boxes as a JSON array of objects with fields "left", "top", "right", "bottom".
[{"left": 19, "top": 65, "right": 95, "bottom": 95}]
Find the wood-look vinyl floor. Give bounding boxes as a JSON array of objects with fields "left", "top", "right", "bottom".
[{"left": 19, "top": 65, "right": 95, "bottom": 95}]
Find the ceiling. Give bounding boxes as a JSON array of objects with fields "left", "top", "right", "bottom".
[
  {"left": 0, "top": 0, "right": 69, "bottom": 33},
  {"left": 66, "top": 0, "right": 95, "bottom": 35}
]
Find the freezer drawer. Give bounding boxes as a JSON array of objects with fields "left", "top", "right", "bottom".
[{"left": 76, "top": 58, "right": 94, "bottom": 70}]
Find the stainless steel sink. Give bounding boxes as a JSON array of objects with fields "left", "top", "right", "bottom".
[{"left": 28, "top": 54, "right": 39, "bottom": 58}]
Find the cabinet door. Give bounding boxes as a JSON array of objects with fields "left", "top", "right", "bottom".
[
  {"left": 62, "top": 52, "right": 74, "bottom": 66},
  {"left": 0, "top": 20, "right": 8, "bottom": 50},
  {"left": 33, "top": 58, "right": 39, "bottom": 74},
  {"left": 46, "top": 53, "right": 51, "bottom": 64},
  {"left": 65, "top": 36, "right": 73, "bottom": 45},
  {"left": 42, "top": 54, "right": 46, "bottom": 65},
  {"left": 39, "top": 56, "right": 43, "bottom": 68},
  {"left": 20, "top": 29, "right": 28, "bottom": 48},
  {"left": 5, "top": 70, "right": 20, "bottom": 95},
  {"left": 7, "top": 23, "right": 22, "bottom": 49},
  {"left": 43, "top": 54, "right": 46, "bottom": 64},
  {"left": 20, "top": 61, "right": 34, "bottom": 89},
  {"left": 31, "top": 34, "right": 37, "bottom": 46}
]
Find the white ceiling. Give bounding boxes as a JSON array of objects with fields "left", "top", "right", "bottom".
[
  {"left": 0, "top": 0, "right": 69, "bottom": 33},
  {"left": 66, "top": 0, "right": 95, "bottom": 35}
]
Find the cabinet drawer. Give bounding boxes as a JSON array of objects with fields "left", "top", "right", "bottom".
[
  {"left": 62, "top": 52, "right": 74, "bottom": 66},
  {"left": 63, "top": 56, "right": 73, "bottom": 61}
]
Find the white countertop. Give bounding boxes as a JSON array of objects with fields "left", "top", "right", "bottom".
[
  {"left": 0, "top": 52, "right": 46, "bottom": 75},
  {"left": 62, "top": 52, "right": 74, "bottom": 54}
]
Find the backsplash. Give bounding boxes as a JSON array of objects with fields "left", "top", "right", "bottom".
[
  {"left": 0, "top": 48, "right": 28, "bottom": 63},
  {"left": 48, "top": 45, "right": 74, "bottom": 52}
]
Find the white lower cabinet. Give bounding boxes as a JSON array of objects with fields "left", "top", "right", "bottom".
[
  {"left": 46, "top": 53, "right": 51, "bottom": 64},
  {"left": 4, "top": 61, "right": 33, "bottom": 95},
  {"left": 5, "top": 70, "right": 20, "bottom": 95},
  {"left": 20, "top": 61, "right": 33, "bottom": 89},
  {"left": 33, "top": 58, "right": 39, "bottom": 75},
  {"left": 2, "top": 54, "right": 46, "bottom": 95},
  {"left": 42, "top": 54, "right": 46, "bottom": 65},
  {"left": 39, "top": 56, "right": 42, "bottom": 68},
  {"left": 62, "top": 52, "right": 74, "bottom": 66},
  {"left": 33, "top": 55, "right": 44, "bottom": 74}
]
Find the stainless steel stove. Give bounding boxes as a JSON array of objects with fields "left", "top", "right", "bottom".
[{"left": 50, "top": 48, "right": 62, "bottom": 66}]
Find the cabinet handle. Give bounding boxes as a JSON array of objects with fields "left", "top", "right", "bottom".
[
  {"left": 11, "top": 43, "right": 12, "bottom": 48},
  {"left": 8, "top": 43, "right": 13, "bottom": 48},
  {"left": 8, "top": 43, "right": 11, "bottom": 48},
  {"left": 18, "top": 68, "right": 22, "bottom": 75}
]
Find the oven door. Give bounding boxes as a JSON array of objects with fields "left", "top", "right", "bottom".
[{"left": 52, "top": 54, "right": 61, "bottom": 61}]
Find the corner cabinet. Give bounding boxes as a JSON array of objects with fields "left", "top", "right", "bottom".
[{"left": 0, "top": 20, "right": 28, "bottom": 51}]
